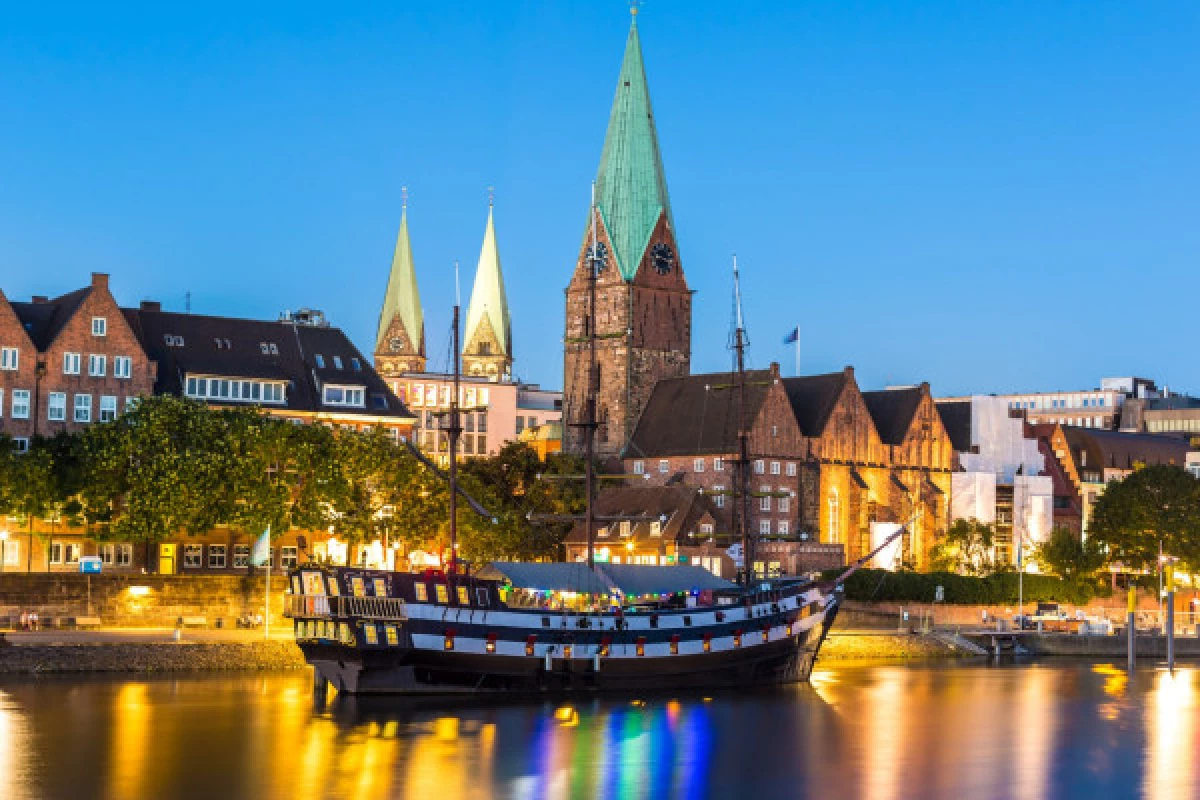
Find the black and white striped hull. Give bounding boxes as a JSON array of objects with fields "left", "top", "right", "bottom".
[{"left": 294, "top": 586, "right": 840, "bottom": 696}]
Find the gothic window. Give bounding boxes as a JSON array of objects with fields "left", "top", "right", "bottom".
[{"left": 827, "top": 489, "right": 841, "bottom": 544}]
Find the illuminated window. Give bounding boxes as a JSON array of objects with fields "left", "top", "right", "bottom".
[
  {"left": 670, "top": 635, "right": 680, "bottom": 655},
  {"left": 526, "top": 635, "right": 537, "bottom": 656},
  {"left": 636, "top": 637, "right": 646, "bottom": 657},
  {"left": 363, "top": 624, "right": 378, "bottom": 645},
  {"left": 443, "top": 629, "right": 455, "bottom": 650},
  {"left": 435, "top": 584, "right": 449, "bottom": 604},
  {"left": 456, "top": 585, "right": 469, "bottom": 605},
  {"left": 827, "top": 489, "right": 841, "bottom": 543},
  {"left": 385, "top": 626, "right": 399, "bottom": 646},
  {"left": 733, "top": 630, "right": 742, "bottom": 648},
  {"left": 373, "top": 578, "right": 387, "bottom": 596},
  {"left": 351, "top": 576, "right": 366, "bottom": 597},
  {"left": 414, "top": 583, "right": 429, "bottom": 602}
]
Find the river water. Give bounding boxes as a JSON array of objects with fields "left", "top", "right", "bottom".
[{"left": 0, "top": 663, "right": 1195, "bottom": 800}]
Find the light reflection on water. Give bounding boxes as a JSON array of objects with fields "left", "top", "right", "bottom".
[{"left": 0, "top": 663, "right": 1196, "bottom": 799}]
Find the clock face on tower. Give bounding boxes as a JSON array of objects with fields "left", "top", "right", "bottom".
[
  {"left": 388, "top": 336, "right": 406, "bottom": 353},
  {"left": 651, "top": 243, "right": 675, "bottom": 275}
]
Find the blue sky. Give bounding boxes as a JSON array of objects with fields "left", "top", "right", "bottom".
[{"left": 2, "top": 1, "right": 1197, "bottom": 396}]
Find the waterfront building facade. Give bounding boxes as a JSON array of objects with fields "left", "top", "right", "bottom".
[
  {"left": 0, "top": 273, "right": 157, "bottom": 450},
  {"left": 619, "top": 364, "right": 953, "bottom": 573}
]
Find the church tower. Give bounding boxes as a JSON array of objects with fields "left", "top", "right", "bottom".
[
  {"left": 462, "top": 197, "right": 512, "bottom": 381},
  {"left": 375, "top": 191, "right": 426, "bottom": 377},
  {"left": 563, "top": 9, "right": 691, "bottom": 457}
]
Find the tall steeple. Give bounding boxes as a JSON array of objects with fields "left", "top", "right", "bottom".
[
  {"left": 462, "top": 193, "right": 512, "bottom": 381},
  {"left": 594, "top": 8, "right": 674, "bottom": 281},
  {"left": 375, "top": 189, "right": 426, "bottom": 377},
  {"left": 563, "top": 8, "right": 691, "bottom": 458}
]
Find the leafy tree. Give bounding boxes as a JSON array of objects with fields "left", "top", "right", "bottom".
[
  {"left": 1033, "top": 526, "right": 1107, "bottom": 581},
  {"left": 0, "top": 439, "right": 58, "bottom": 571},
  {"left": 929, "top": 518, "right": 996, "bottom": 576},
  {"left": 1089, "top": 465, "right": 1200, "bottom": 573}
]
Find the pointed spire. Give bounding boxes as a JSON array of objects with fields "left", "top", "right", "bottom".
[
  {"left": 593, "top": 12, "right": 673, "bottom": 281},
  {"left": 462, "top": 196, "right": 512, "bottom": 379},
  {"left": 375, "top": 189, "right": 424, "bottom": 360}
]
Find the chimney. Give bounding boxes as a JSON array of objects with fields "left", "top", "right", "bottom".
[
  {"left": 31, "top": 295, "right": 48, "bottom": 304},
  {"left": 91, "top": 272, "right": 110, "bottom": 289},
  {"left": 769, "top": 362, "right": 780, "bottom": 379},
  {"left": 140, "top": 300, "right": 161, "bottom": 312}
]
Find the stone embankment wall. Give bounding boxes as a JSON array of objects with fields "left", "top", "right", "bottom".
[
  {"left": 0, "top": 641, "right": 306, "bottom": 674},
  {"left": 821, "top": 630, "right": 971, "bottom": 661},
  {"left": 0, "top": 574, "right": 290, "bottom": 628}
]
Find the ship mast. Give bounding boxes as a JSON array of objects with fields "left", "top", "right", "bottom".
[
  {"left": 448, "top": 261, "right": 463, "bottom": 574},
  {"left": 732, "top": 255, "right": 753, "bottom": 586},
  {"left": 582, "top": 183, "right": 601, "bottom": 570}
]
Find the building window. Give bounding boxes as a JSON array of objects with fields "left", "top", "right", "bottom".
[
  {"left": 515, "top": 416, "right": 524, "bottom": 434},
  {"left": 754, "top": 460, "right": 765, "bottom": 475},
  {"left": 63, "top": 352, "right": 81, "bottom": 375},
  {"left": 778, "top": 490, "right": 791, "bottom": 513},
  {"left": 125, "top": 396, "right": 140, "bottom": 413},
  {"left": 650, "top": 521, "right": 662, "bottom": 537},
  {"left": 49, "top": 542, "right": 63, "bottom": 564},
  {"left": 633, "top": 460, "right": 645, "bottom": 475},
  {"left": 658, "top": 459, "right": 669, "bottom": 474},
  {"left": 48, "top": 392, "right": 66, "bottom": 422},
  {"left": 477, "top": 412, "right": 487, "bottom": 433},
  {"left": 114, "top": 356, "right": 132, "bottom": 379},
  {"left": 0, "top": 388, "right": 4, "bottom": 417},
  {"left": 828, "top": 489, "right": 841, "bottom": 543},
  {"left": 759, "top": 520, "right": 771, "bottom": 535},
  {"left": 99, "top": 395, "right": 118, "bottom": 422},
  {"left": 233, "top": 544, "right": 251, "bottom": 568},
  {"left": 92, "top": 317, "right": 107, "bottom": 336},
  {"left": 116, "top": 544, "right": 132, "bottom": 566},
  {"left": 351, "top": 358, "right": 362, "bottom": 371},
  {"left": 208, "top": 545, "right": 227, "bottom": 568},
  {"left": 693, "top": 458, "right": 705, "bottom": 473},
  {"left": 759, "top": 485, "right": 771, "bottom": 512},
  {"left": 700, "top": 523, "right": 714, "bottom": 535},
  {"left": 714, "top": 457, "right": 724, "bottom": 472},
  {"left": 770, "top": 461, "right": 781, "bottom": 475},
  {"left": 778, "top": 520, "right": 790, "bottom": 535},
  {"left": 0, "top": 347, "right": 17, "bottom": 371},
  {"left": 100, "top": 544, "right": 115, "bottom": 565},
  {"left": 88, "top": 354, "right": 106, "bottom": 377},
  {"left": 712, "top": 485, "right": 725, "bottom": 508},
  {"left": 332, "top": 356, "right": 343, "bottom": 370},
  {"left": 13, "top": 438, "right": 29, "bottom": 453},
  {"left": 74, "top": 394, "right": 92, "bottom": 423},
  {"left": 314, "top": 354, "right": 325, "bottom": 368},
  {"left": 322, "top": 385, "right": 365, "bottom": 407},
  {"left": 12, "top": 390, "right": 30, "bottom": 419},
  {"left": 620, "top": 521, "right": 631, "bottom": 537},
  {"left": 786, "top": 462, "right": 797, "bottom": 477},
  {"left": 183, "top": 545, "right": 203, "bottom": 569},
  {"left": 186, "top": 376, "right": 285, "bottom": 405}
]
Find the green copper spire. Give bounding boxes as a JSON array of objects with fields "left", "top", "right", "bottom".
[
  {"left": 594, "top": 13, "right": 673, "bottom": 281},
  {"left": 375, "top": 194, "right": 424, "bottom": 356},
  {"left": 464, "top": 200, "right": 512, "bottom": 361}
]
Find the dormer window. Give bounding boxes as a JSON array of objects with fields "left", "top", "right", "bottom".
[
  {"left": 164, "top": 335, "right": 185, "bottom": 347},
  {"left": 351, "top": 358, "right": 362, "bottom": 371},
  {"left": 323, "top": 385, "right": 365, "bottom": 407},
  {"left": 314, "top": 354, "right": 325, "bottom": 368},
  {"left": 92, "top": 317, "right": 107, "bottom": 336},
  {"left": 332, "top": 356, "right": 343, "bottom": 369}
]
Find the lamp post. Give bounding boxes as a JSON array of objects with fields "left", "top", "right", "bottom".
[{"left": 0, "top": 529, "right": 8, "bottom": 573}]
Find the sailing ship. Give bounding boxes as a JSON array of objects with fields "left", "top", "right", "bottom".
[{"left": 286, "top": 190, "right": 902, "bottom": 695}]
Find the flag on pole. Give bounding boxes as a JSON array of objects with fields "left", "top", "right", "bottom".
[
  {"left": 782, "top": 327, "right": 799, "bottom": 345},
  {"left": 250, "top": 526, "right": 271, "bottom": 567}
]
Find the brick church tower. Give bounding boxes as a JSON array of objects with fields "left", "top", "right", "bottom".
[{"left": 564, "top": 10, "right": 691, "bottom": 457}]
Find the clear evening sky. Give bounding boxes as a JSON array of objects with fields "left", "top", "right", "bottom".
[{"left": 2, "top": 2, "right": 1197, "bottom": 396}]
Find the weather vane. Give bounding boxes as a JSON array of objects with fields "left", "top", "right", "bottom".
[
  {"left": 401, "top": 185, "right": 408, "bottom": 209},
  {"left": 630, "top": 0, "right": 641, "bottom": 16},
  {"left": 488, "top": 185, "right": 495, "bottom": 207}
]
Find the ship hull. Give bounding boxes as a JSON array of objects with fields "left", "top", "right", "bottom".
[{"left": 301, "top": 602, "right": 838, "bottom": 696}]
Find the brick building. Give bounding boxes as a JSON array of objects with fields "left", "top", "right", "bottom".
[
  {"left": 0, "top": 273, "right": 156, "bottom": 449},
  {"left": 563, "top": 13, "right": 691, "bottom": 458},
  {"left": 619, "top": 365, "right": 954, "bottom": 573}
]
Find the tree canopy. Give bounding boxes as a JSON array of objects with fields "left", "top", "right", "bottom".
[
  {"left": 0, "top": 395, "right": 586, "bottom": 564},
  {"left": 1088, "top": 464, "right": 1200, "bottom": 573}
]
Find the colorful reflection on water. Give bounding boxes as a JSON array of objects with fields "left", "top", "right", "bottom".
[{"left": 0, "top": 663, "right": 1196, "bottom": 799}]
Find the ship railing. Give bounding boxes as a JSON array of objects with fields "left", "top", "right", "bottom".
[{"left": 284, "top": 595, "right": 408, "bottom": 621}]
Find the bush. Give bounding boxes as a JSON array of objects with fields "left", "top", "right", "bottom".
[{"left": 821, "top": 568, "right": 1095, "bottom": 606}]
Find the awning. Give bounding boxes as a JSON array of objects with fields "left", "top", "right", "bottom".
[{"left": 477, "top": 562, "right": 735, "bottom": 596}]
